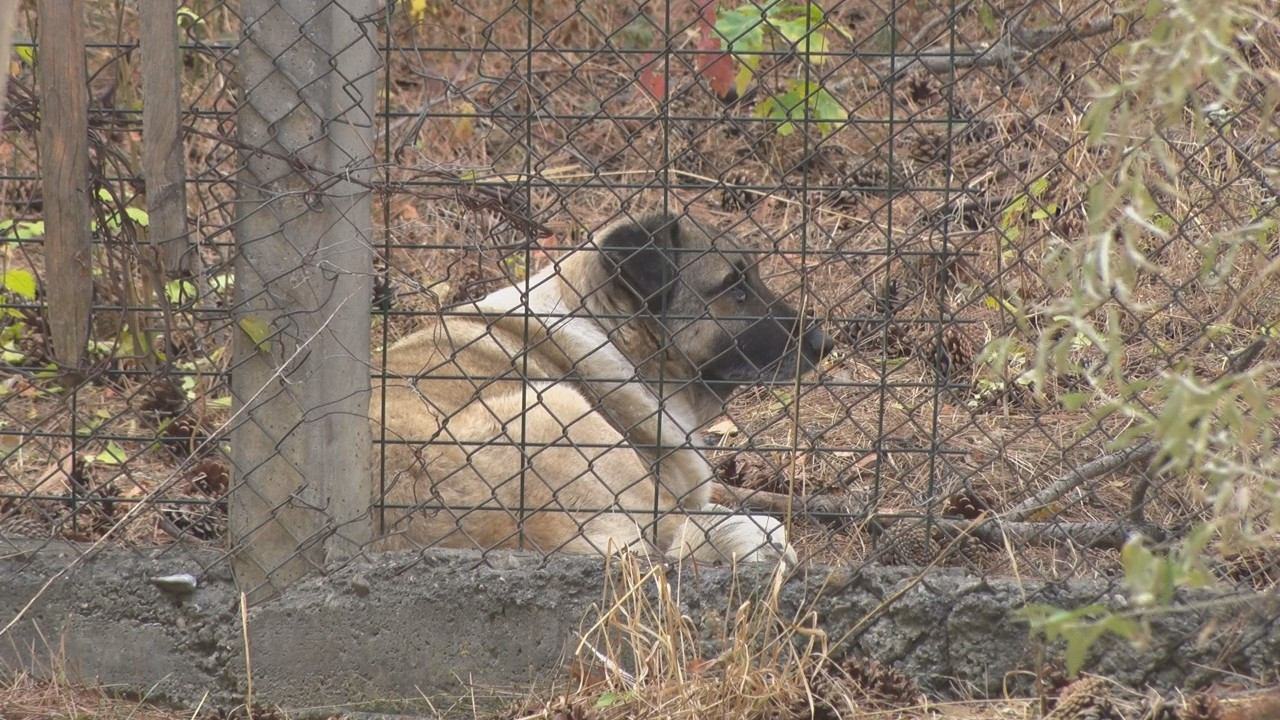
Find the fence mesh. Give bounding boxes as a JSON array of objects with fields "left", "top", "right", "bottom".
[{"left": 2, "top": 0, "right": 1279, "bottom": 697}]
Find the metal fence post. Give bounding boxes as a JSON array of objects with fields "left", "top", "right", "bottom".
[{"left": 229, "top": 0, "right": 379, "bottom": 602}]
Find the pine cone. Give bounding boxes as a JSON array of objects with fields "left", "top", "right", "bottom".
[
  {"left": 158, "top": 413, "right": 206, "bottom": 452},
  {"left": 873, "top": 278, "right": 905, "bottom": 316},
  {"left": 188, "top": 457, "right": 231, "bottom": 497},
  {"left": 1181, "top": 692, "right": 1224, "bottom": 720},
  {"left": 877, "top": 521, "right": 990, "bottom": 567},
  {"left": 843, "top": 318, "right": 912, "bottom": 358},
  {"left": 721, "top": 172, "right": 765, "bottom": 212},
  {"left": 928, "top": 326, "right": 977, "bottom": 379},
  {"left": 900, "top": 70, "right": 941, "bottom": 104},
  {"left": 807, "top": 667, "right": 849, "bottom": 720},
  {"left": 838, "top": 655, "right": 926, "bottom": 709},
  {"left": 159, "top": 497, "right": 226, "bottom": 541},
  {"left": 1047, "top": 676, "right": 1122, "bottom": 720},
  {"left": 908, "top": 128, "right": 945, "bottom": 162},
  {"left": 1, "top": 513, "right": 50, "bottom": 539},
  {"left": 944, "top": 487, "right": 995, "bottom": 520},
  {"left": 1145, "top": 699, "right": 1181, "bottom": 720},
  {"left": 1037, "top": 664, "right": 1072, "bottom": 705},
  {"left": 137, "top": 377, "right": 186, "bottom": 421},
  {"left": 876, "top": 522, "right": 934, "bottom": 566},
  {"left": 714, "top": 454, "right": 780, "bottom": 492},
  {"left": 820, "top": 164, "right": 888, "bottom": 209},
  {"left": 1220, "top": 547, "right": 1279, "bottom": 590}
]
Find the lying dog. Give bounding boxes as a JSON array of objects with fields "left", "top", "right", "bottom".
[{"left": 372, "top": 211, "right": 832, "bottom": 565}]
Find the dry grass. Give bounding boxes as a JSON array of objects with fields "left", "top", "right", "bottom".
[
  {"left": 492, "top": 553, "right": 940, "bottom": 720},
  {"left": 0, "top": 659, "right": 203, "bottom": 720},
  {"left": 1, "top": 0, "right": 1278, "bottom": 593}
]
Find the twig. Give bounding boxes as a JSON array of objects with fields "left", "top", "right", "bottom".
[{"left": 241, "top": 591, "right": 255, "bottom": 720}]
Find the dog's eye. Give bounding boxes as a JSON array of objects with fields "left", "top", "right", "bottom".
[{"left": 731, "top": 284, "right": 748, "bottom": 303}]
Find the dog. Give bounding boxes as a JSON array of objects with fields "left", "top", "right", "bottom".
[{"left": 371, "top": 211, "right": 833, "bottom": 566}]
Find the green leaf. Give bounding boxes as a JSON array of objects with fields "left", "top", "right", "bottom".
[
  {"left": 502, "top": 254, "right": 528, "bottom": 280},
  {"left": 716, "top": 6, "right": 767, "bottom": 54},
  {"left": 211, "top": 274, "right": 235, "bottom": 295},
  {"left": 1, "top": 268, "right": 37, "bottom": 300},
  {"left": 756, "top": 93, "right": 798, "bottom": 135},
  {"left": 93, "top": 441, "right": 127, "bottom": 466},
  {"left": 734, "top": 62, "right": 754, "bottom": 97},
  {"left": 774, "top": 18, "right": 828, "bottom": 60},
  {"left": 812, "top": 88, "right": 847, "bottom": 133},
  {"left": 1059, "top": 392, "right": 1091, "bottom": 411},
  {"left": 165, "top": 279, "right": 198, "bottom": 306},
  {"left": 176, "top": 6, "right": 204, "bottom": 28},
  {"left": 1030, "top": 203, "right": 1059, "bottom": 221},
  {"left": 101, "top": 205, "right": 150, "bottom": 232},
  {"left": 238, "top": 317, "right": 272, "bottom": 354},
  {"left": 595, "top": 691, "right": 620, "bottom": 710},
  {"left": 977, "top": 3, "right": 997, "bottom": 34},
  {"left": 117, "top": 326, "right": 141, "bottom": 357},
  {"left": 0, "top": 219, "right": 45, "bottom": 242},
  {"left": 207, "top": 396, "right": 233, "bottom": 409},
  {"left": 1000, "top": 194, "right": 1029, "bottom": 228},
  {"left": 15, "top": 45, "right": 34, "bottom": 66}
]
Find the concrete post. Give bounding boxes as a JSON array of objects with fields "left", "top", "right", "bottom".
[{"left": 229, "top": 0, "right": 379, "bottom": 602}]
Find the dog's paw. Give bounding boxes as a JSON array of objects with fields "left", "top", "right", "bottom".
[
  {"left": 719, "top": 512, "right": 798, "bottom": 569},
  {"left": 669, "top": 505, "right": 799, "bottom": 569}
]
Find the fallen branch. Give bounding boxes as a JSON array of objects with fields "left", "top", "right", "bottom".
[
  {"left": 711, "top": 483, "right": 1162, "bottom": 550},
  {"left": 862, "top": 8, "right": 1130, "bottom": 84},
  {"left": 928, "top": 517, "right": 1166, "bottom": 550},
  {"left": 1006, "top": 336, "right": 1271, "bottom": 522},
  {"left": 1004, "top": 441, "right": 1158, "bottom": 522}
]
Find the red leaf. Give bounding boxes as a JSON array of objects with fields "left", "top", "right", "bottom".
[
  {"left": 701, "top": 51, "right": 735, "bottom": 97},
  {"left": 638, "top": 52, "right": 666, "bottom": 101},
  {"left": 697, "top": 0, "right": 717, "bottom": 30},
  {"left": 694, "top": 11, "right": 734, "bottom": 98}
]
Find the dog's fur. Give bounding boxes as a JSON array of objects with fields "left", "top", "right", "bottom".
[{"left": 371, "top": 212, "right": 832, "bottom": 565}]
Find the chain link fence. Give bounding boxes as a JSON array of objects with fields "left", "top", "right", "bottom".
[{"left": 2, "top": 0, "right": 1278, "bottom": 701}]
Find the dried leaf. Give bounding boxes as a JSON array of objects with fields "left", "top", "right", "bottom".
[
  {"left": 639, "top": 52, "right": 666, "bottom": 101},
  {"left": 453, "top": 101, "right": 476, "bottom": 143},
  {"left": 706, "top": 417, "right": 739, "bottom": 439},
  {"left": 696, "top": 29, "right": 734, "bottom": 97}
]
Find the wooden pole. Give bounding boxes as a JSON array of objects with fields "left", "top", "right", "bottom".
[{"left": 36, "top": 0, "right": 92, "bottom": 372}]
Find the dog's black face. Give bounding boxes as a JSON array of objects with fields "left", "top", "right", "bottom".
[{"left": 598, "top": 212, "right": 835, "bottom": 400}]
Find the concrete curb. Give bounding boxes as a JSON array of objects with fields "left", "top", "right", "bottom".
[{"left": 2, "top": 547, "right": 1276, "bottom": 715}]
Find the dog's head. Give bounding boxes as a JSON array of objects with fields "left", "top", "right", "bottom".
[{"left": 595, "top": 212, "right": 834, "bottom": 399}]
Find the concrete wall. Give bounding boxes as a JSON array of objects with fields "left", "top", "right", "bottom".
[{"left": 2, "top": 546, "right": 1277, "bottom": 715}]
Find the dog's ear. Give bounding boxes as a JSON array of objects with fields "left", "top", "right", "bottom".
[{"left": 598, "top": 213, "right": 682, "bottom": 313}]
